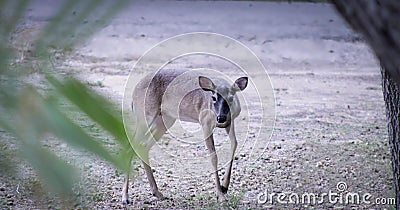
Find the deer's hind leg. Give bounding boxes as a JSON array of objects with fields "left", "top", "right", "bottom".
[
  {"left": 121, "top": 147, "right": 135, "bottom": 204},
  {"left": 141, "top": 114, "right": 175, "bottom": 199}
]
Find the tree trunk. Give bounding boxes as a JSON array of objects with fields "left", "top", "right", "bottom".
[
  {"left": 332, "top": 1, "right": 400, "bottom": 208},
  {"left": 381, "top": 68, "right": 400, "bottom": 207},
  {"left": 332, "top": 1, "right": 400, "bottom": 82}
]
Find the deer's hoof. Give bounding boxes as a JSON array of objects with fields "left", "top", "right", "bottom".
[
  {"left": 217, "top": 193, "right": 228, "bottom": 202},
  {"left": 153, "top": 191, "right": 165, "bottom": 200},
  {"left": 122, "top": 199, "right": 131, "bottom": 205},
  {"left": 221, "top": 186, "right": 228, "bottom": 194}
]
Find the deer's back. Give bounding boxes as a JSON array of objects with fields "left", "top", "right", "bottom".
[{"left": 133, "top": 69, "right": 211, "bottom": 122}]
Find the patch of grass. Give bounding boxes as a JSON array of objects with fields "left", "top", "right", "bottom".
[
  {"left": 89, "top": 192, "right": 104, "bottom": 202},
  {"left": 224, "top": 191, "right": 245, "bottom": 209},
  {"left": 193, "top": 191, "right": 245, "bottom": 209},
  {"left": 86, "top": 81, "right": 105, "bottom": 88}
]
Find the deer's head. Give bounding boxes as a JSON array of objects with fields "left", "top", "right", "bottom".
[{"left": 199, "top": 76, "right": 248, "bottom": 128}]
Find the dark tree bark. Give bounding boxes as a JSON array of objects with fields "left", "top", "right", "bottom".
[
  {"left": 332, "top": 1, "right": 400, "bottom": 82},
  {"left": 332, "top": 1, "right": 400, "bottom": 208},
  {"left": 382, "top": 68, "right": 400, "bottom": 204}
]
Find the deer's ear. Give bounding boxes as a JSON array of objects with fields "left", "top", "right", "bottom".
[
  {"left": 233, "top": 77, "right": 248, "bottom": 92},
  {"left": 199, "top": 76, "right": 215, "bottom": 91}
]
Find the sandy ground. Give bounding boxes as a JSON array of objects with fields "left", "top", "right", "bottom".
[{"left": 0, "top": 0, "right": 394, "bottom": 209}]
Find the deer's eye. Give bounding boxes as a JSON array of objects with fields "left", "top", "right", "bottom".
[{"left": 212, "top": 95, "right": 217, "bottom": 103}]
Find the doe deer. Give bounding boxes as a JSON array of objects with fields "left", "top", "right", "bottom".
[{"left": 122, "top": 69, "right": 248, "bottom": 204}]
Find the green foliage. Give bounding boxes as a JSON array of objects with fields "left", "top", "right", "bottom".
[
  {"left": 0, "top": 0, "right": 134, "bottom": 197},
  {"left": 224, "top": 191, "right": 245, "bottom": 209}
]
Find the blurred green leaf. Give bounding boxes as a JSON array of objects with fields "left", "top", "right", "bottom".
[
  {"left": 34, "top": 0, "right": 130, "bottom": 57},
  {"left": 47, "top": 75, "right": 130, "bottom": 147},
  {"left": 0, "top": 0, "right": 134, "bottom": 200},
  {"left": 1, "top": 86, "right": 79, "bottom": 195},
  {"left": 21, "top": 140, "right": 79, "bottom": 196},
  {"left": 44, "top": 91, "right": 129, "bottom": 172},
  {"left": 0, "top": 0, "right": 21, "bottom": 37}
]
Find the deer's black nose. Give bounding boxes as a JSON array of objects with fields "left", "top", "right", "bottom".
[{"left": 217, "top": 116, "right": 227, "bottom": 123}]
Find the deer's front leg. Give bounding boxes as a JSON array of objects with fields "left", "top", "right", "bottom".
[
  {"left": 200, "top": 110, "right": 226, "bottom": 201},
  {"left": 221, "top": 121, "right": 237, "bottom": 194},
  {"left": 205, "top": 134, "right": 227, "bottom": 201}
]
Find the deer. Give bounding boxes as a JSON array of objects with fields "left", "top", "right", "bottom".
[{"left": 122, "top": 69, "right": 248, "bottom": 204}]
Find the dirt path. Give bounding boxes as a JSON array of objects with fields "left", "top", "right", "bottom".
[{"left": 1, "top": 1, "right": 393, "bottom": 209}]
